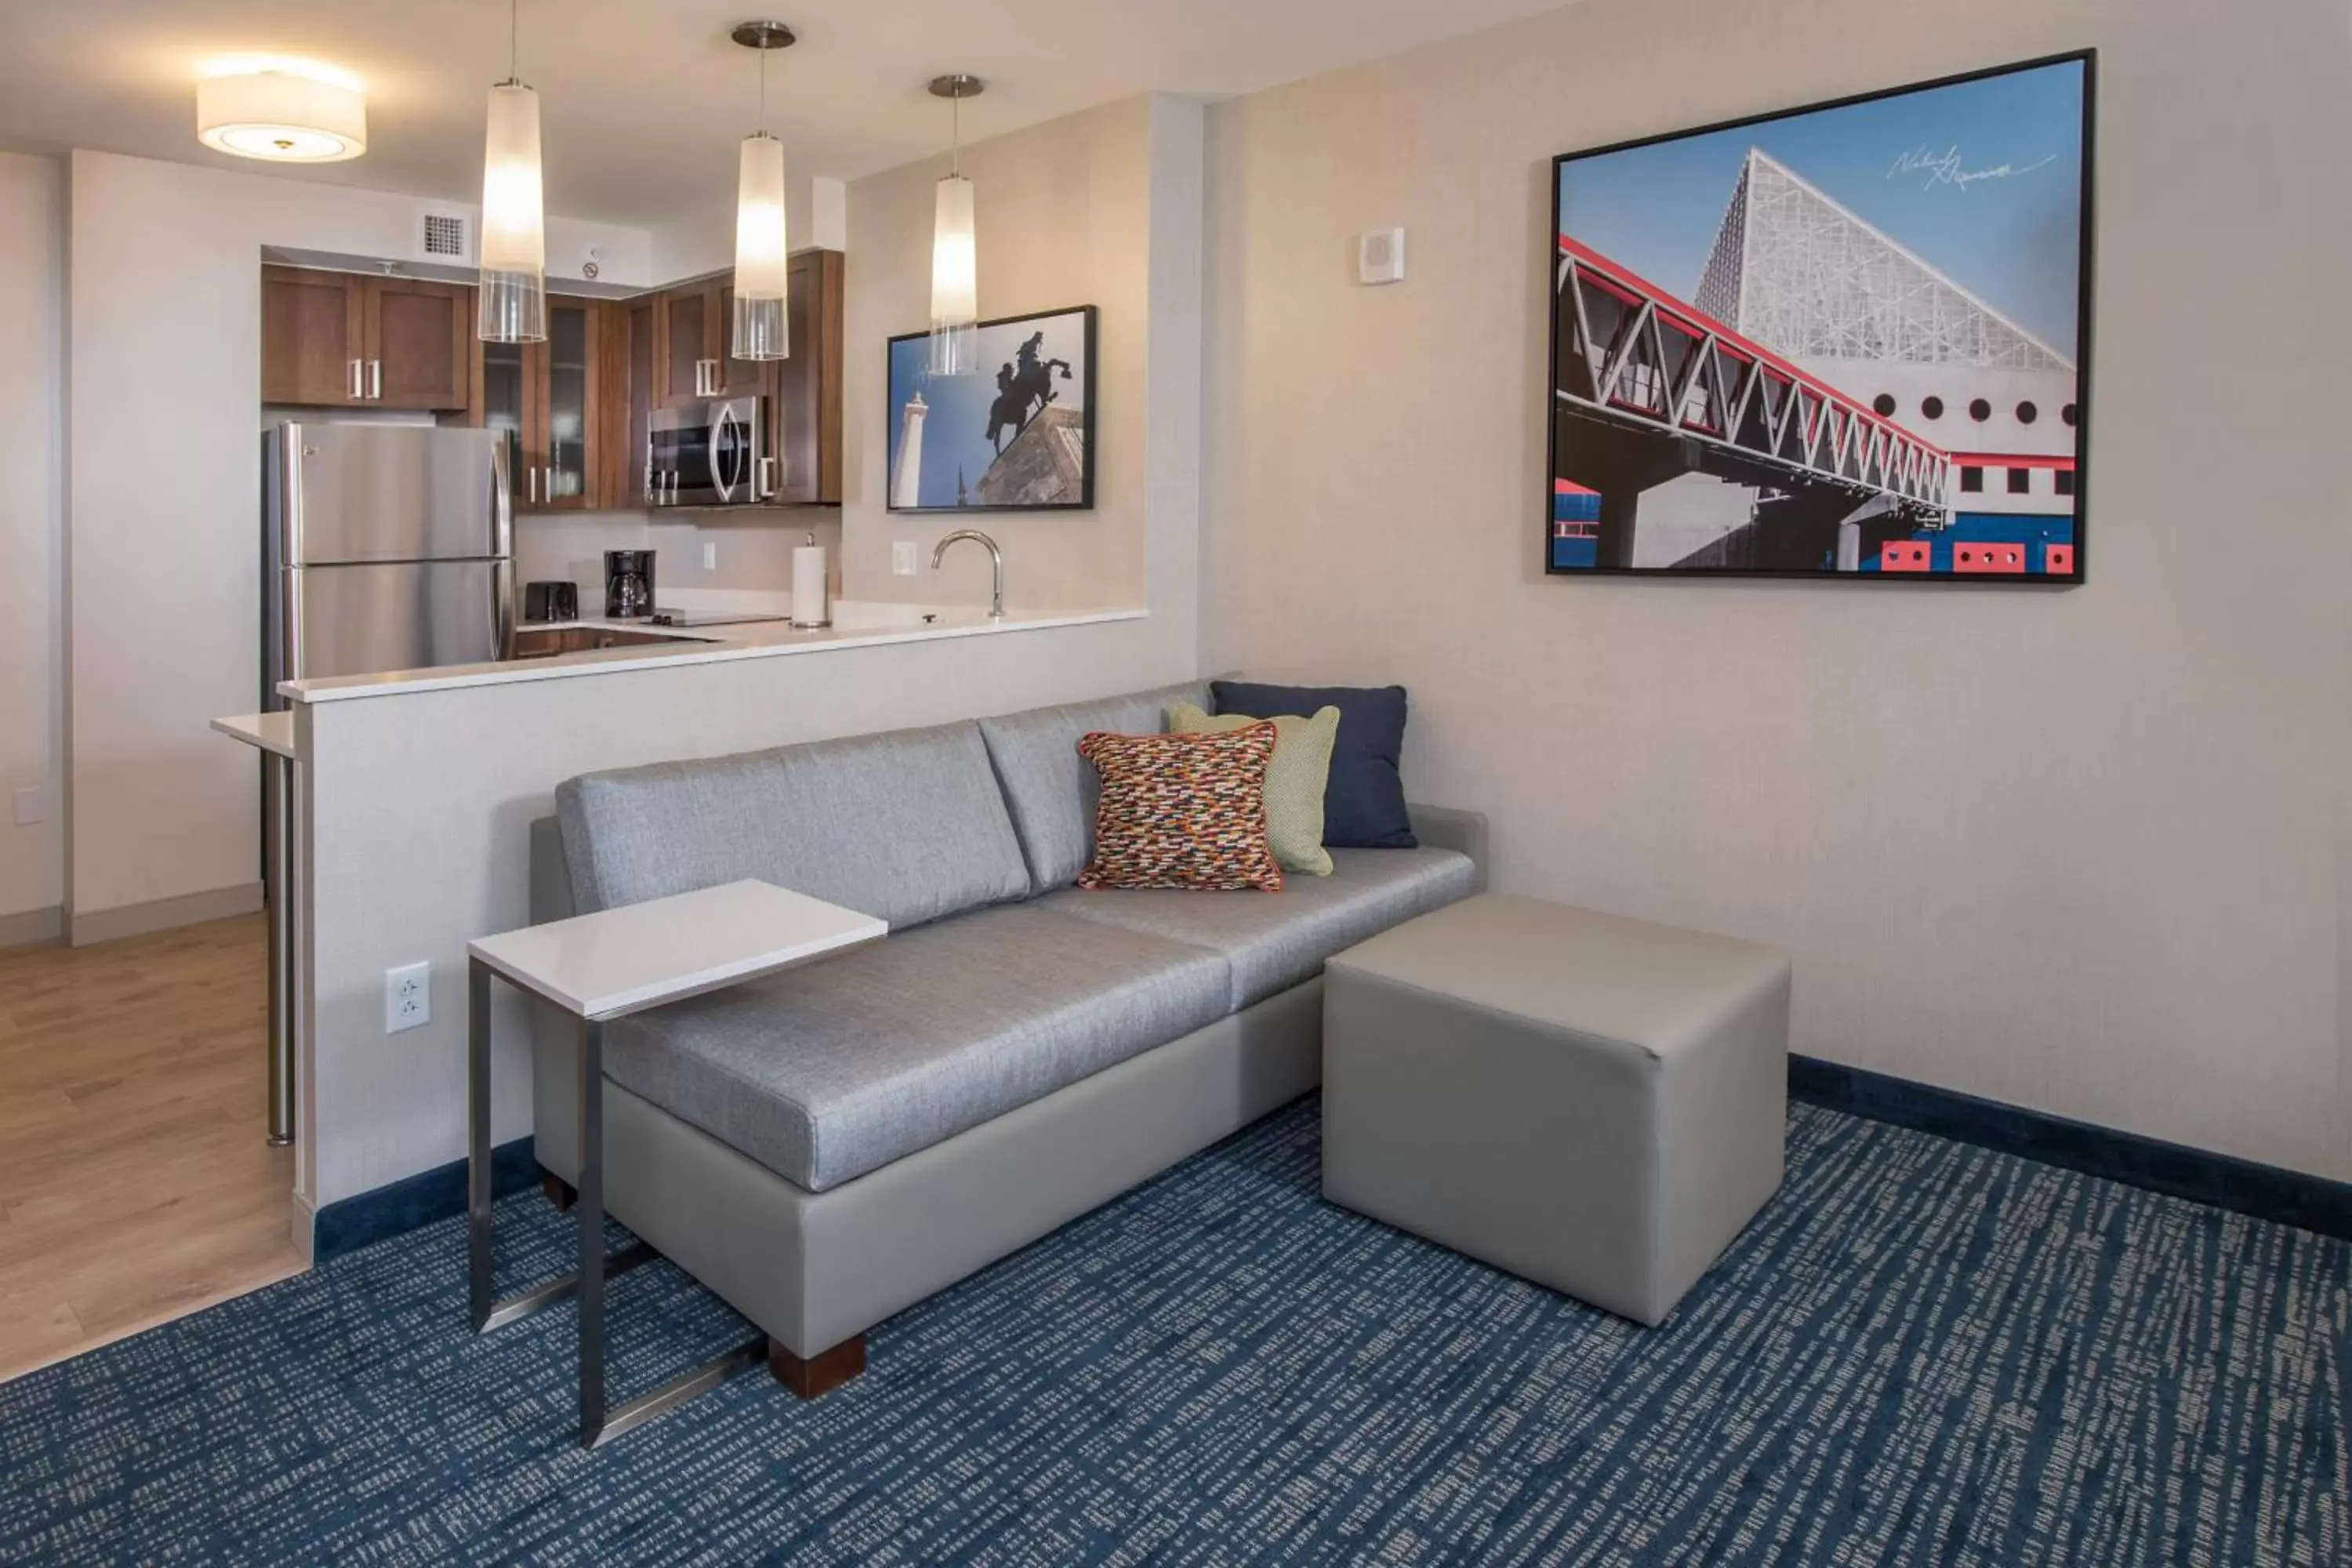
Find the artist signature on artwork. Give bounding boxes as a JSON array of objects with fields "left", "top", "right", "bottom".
[{"left": 1889, "top": 144, "right": 2056, "bottom": 192}]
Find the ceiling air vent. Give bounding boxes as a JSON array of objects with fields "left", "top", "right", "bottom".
[{"left": 417, "top": 208, "right": 470, "bottom": 263}]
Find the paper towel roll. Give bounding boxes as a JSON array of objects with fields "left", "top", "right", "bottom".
[{"left": 791, "top": 544, "right": 829, "bottom": 627}]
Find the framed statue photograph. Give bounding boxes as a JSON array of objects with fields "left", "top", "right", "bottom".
[
  {"left": 1546, "top": 52, "right": 2094, "bottom": 582},
  {"left": 886, "top": 305, "right": 1098, "bottom": 513}
]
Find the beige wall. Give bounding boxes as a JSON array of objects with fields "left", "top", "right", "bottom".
[
  {"left": 63, "top": 151, "right": 653, "bottom": 934},
  {"left": 0, "top": 152, "right": 65, "bottom": 931},
  {"left": 838, "top": 95, "right": 1201, "bottom": 619},
  {"left": 1203, "top": 0, "right": 2352, "bottom": 1178}
]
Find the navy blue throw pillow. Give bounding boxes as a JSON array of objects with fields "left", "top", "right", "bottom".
[{"left": 1210, "top": 681, "right": 1416, "bottom": 849}]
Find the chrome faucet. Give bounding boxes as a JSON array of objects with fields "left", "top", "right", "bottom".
[{"left": 931, "top": 529, "right": 1006, "bottom": 620}]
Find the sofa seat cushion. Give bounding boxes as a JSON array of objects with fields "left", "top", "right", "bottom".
[
  {"left": 1038, "top": 847, "right": 1479, "bottom": 1011},
  {"left": 557, "top": 720, "right": 1031, "bottom": 929},
  {"left": 602, "top": 905, "right": 1233, "bottom": 1192},
  {"left": 976, "top": 681, "right": 1214, "bottom": 895}
]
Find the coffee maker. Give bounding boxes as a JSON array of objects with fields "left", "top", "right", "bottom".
[{"left": 604, "top": 550, "right": 655, "bottom": 619}]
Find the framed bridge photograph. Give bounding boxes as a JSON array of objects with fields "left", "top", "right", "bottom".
[
  {"left": 1546, "top": 52, "right": 2094, "bottom": 583},
  {"left": 887, "top": 304, "right": 1097, "bottom": 514}
]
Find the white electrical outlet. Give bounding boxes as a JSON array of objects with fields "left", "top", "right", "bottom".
[
  {"left": 10, "top": 785, "right": 49, "bottom": 826},
  {"left": 702, "top": 540, "right": 717, "bottom": 571},
  {"left": 385, "top": 961, "right": 431, "bottom": 1034},
  {"left": 891, "top": 541, "right": 918, "bottom": 576}
]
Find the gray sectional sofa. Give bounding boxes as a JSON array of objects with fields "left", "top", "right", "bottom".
[{"left": 528, "top": 678, "right": 1486, "bottom": 1391}]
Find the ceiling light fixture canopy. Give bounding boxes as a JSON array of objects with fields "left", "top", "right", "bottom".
[
  {"left": 195, "top": 58, "right": 367, "bottom": 162},
  {"left": 479, "top": 0, "right": 547, "bottom": 343},
  {"left": 927, "top": 74, "right": 983, "bottom": 377},
  {"left": 730, "top": 21, "right": 797, "bottom": 363}
]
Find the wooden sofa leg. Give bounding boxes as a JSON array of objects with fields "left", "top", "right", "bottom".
[
  {"left": 768, "top": 1334, "right": 866, "bottom": 1399},
  {"left": 543, "top": 1172, "right": 576, "bottom": 1211}
]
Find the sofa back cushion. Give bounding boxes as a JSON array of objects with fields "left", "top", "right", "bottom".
[
  {"left": 557, "top": 720, "right": 1033, "bottom": 927},
  {"left": 976, "top": 680, "right": 1214, "bottom": 893}
]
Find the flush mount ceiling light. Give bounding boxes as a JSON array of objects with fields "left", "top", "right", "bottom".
[
  {"left": 730, "top": 20, "right": 796, "bottom": 362},
  {"left": 195, "top": 57, "right": 367, "bottom": 162},
  {"left": 478, "top": 0, "right": 546, "bottom": 343},
  {"left": 927, "top": 74, "right": 983, "bottom": 377}
]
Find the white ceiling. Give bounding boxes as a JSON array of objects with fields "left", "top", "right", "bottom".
[{"left": 0, "top": 0, "right": 1567, "bottom": 229}]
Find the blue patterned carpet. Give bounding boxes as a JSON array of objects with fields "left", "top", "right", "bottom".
[{"left": 2, "top": 1099, "right": 2346, "bottom": 1564}]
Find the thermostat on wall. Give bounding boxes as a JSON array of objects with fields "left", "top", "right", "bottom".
[{"left": 1357, "top": 227, "right": 1406, "bottom": 285}]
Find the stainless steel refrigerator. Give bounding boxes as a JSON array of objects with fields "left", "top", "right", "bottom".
[
  {"left": 263, "top": 421, "right": 514, "bottom": 696},
  {"left": 255, "top": 422, "right": 510, "bottom": 1146}
]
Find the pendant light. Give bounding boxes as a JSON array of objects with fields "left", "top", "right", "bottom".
[
  {"left": 478, "top": 0, "right": 547, "bottom": 343},
  {"left": 927, "top": 74, "right": 983, "bottom": 377},
  {"left": 730, "top": 22, "right": 797, "bottom": 361}
]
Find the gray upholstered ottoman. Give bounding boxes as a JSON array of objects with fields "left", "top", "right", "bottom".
[{"left": 1322, "top": 894, "right": 1790, "bottom": 1326}]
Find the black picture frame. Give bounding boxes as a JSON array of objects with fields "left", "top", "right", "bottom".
[
  {"left": 1544, "top": 50, "right": 2096, "bottom": 585},
  {"left": 885, "top": 304, "right": 1098, "bottom": 514}
]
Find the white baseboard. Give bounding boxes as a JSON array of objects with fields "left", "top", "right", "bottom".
[
  {"left": 68, "top": 882, "right": 265, "bottom": 946},
  {"left": 289, "top": 1189, "right": 317, "bottom": 1262},
  {"left": 0, "top": 904, "right": 64, "bottom": 950}
]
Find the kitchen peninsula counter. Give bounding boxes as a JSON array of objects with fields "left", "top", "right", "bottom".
[{"left": 278, "top": 603, "right": 1149, "bottom": 705}]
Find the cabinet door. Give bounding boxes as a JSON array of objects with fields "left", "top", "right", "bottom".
[
  {"left": 477, "top": 335, "right": 532, "bottom": 507},
  {"left": 626, "top": 300, "right": 655, "bottom": 506},
  {"left": 534, "top": 298, "right": 601, "bottom": 510},
  {"left": 364, "top": 278, "right": 471, "bottom": 410},
  {"left": 651, "top": 285, "right": 711, "bottom": 408},
  {"left": 769, "top": 250, "right": 844, "bottom": 506},
  {"left": 260, "top": 266, "right": 363, "bottom": 405}
]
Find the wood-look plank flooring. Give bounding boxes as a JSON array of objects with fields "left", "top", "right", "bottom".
[{"left": 0, "top": 915, "right": 303, "bottom": 1383}]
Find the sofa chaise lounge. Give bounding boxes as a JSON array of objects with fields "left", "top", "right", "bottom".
[{"left": 528, "top": 679, "right": 1486, "bottom": 1391}]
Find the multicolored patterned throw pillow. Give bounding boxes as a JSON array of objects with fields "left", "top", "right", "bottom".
[{"left": 1075, "top": 724, "right": 1286, "bottom": 892}]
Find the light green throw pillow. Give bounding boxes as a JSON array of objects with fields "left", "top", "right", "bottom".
[{"left": 1169, "top": 701, "right": 1340, "bottom": 877}]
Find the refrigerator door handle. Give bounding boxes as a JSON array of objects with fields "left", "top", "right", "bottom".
[{"left": 492, "top": 558, "right": 515, "bottom": 660}]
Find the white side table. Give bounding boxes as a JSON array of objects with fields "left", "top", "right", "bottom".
[{"left": 467, "top": 878, "right": 886, "bottom": 1449}]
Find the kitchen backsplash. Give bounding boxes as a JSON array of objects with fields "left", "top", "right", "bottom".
[{"left": 514, "top": 510, "right": 844, "bottom": 609}]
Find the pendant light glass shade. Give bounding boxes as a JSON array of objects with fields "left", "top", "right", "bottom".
[
  {"left": 928, "top": 173, "right": 978, "bottom": 376},
  {"left": 478, "top": 82, "right": 546, "bottom": 343},
  {"left": 731, "top": 134, "right": 789, "bottom": 361}
]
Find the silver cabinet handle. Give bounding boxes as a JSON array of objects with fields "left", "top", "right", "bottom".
[
  {"left": 349, "top": 359, "right": 363, "bottom": 399},
  {"left": 757, "top": 455, "right": 777, "bottom": 500},
  {"left": 369, "top": 359, "right": 383, "bottom": 400},
  {"left": 528, "top": 466, "right": 537, "bottom": 504}
]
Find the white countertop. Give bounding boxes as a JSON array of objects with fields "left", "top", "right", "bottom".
[
  {"left": 468, "top": 878, "right": 886, "bottom": 1019},
  {"left": 210, "top": 710, "right": 299, "bottom": 759},
  {"left": 278, "top": 601, "right": 1149, "bottom": 705}
]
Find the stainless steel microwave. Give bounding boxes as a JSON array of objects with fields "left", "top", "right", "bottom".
[{"left": 648, "top": 397, "right": 771, "bottom": 506}]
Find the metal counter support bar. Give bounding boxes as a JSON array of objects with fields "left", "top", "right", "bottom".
[
  {"left": 466, "top": 956, "right": 764, "bottom": 1449},
  {"left": 261, "top": 752, "right": 296, "bottom": 1147}
]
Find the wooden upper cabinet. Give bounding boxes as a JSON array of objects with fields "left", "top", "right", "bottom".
[
  {"left": 532, "top": 297, "right": 603, "bottom": 510},
  {"left": 365, "top": 277, "right": 471, "bottom": 410},
  {"left": 260, "top": 267, "right": 470, "bottom": 411},
  {"left": 651, "top": 285, "right": 712, "bottom": 408},
  {"left": 262, "top": 265, "right": 364, "bottom": 405},
  {"left": 769, "top": 249, "right": 844, "bottom": 506},
  {"left": 468, "top": 297, "right": 621, "bottom": 512}
]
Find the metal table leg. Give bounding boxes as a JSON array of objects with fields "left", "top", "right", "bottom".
[
  {"left": 467, "top": 962, "right": 655, "bottom": 1337},
  {"left": 466, "top": 960, "right": 762, "bottom": 1450}
]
